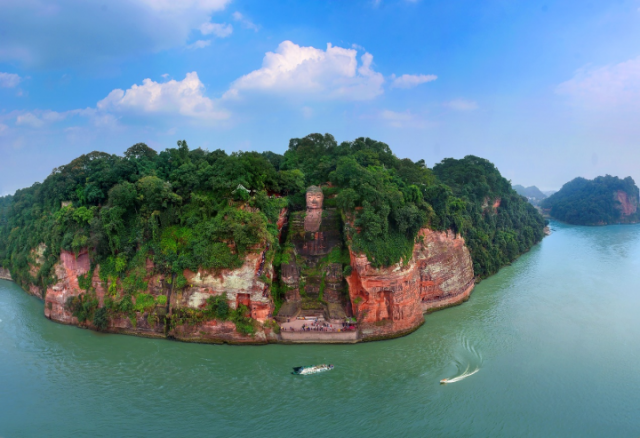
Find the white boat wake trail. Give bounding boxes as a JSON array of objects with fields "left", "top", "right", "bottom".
[
  {"left": 444, "top": 365, "right": 479, "bottom": 383},
  {"left": 441, "top": 335, "right": 482, "bottom": 384}
]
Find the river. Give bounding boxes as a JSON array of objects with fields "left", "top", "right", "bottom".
[{"left": 2, "top": 221, "right": 640, "bottom": 437}]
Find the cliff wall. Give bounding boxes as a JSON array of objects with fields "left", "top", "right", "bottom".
[
  {"left": 347, "top": 228, "right": 475, "bottom": 341},
  {"left": 39, "top": 208, "right": 289, "bottom": 344},
  {"left": 26, "top": 211, "right": 476, "bottom": 344},
  {"left": 44, "top": 249, "right": 90, "bottom": 324},
  {"left": 615, "top": 190, "right": 638, "bottom": 219}
]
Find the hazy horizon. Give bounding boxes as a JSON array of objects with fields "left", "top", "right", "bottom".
[{"left": 2, "top": 0, "right": 640, "bottom": 195}]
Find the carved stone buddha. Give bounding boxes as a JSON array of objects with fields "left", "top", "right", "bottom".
[{"left": 304, "top": 185, "right": 323, "bottom": 233}]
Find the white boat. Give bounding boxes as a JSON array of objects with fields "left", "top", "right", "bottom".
[{"left": 292, "top": 364, "right": 334, "bottom": 375}]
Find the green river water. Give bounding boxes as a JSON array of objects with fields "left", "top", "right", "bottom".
[{"left": 2, "top": 221, "right": 640, "bottom": 437}]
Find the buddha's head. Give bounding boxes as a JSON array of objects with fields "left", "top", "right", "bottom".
[{"left": 306, "top": 186, "right": 324, "bottom": 209}]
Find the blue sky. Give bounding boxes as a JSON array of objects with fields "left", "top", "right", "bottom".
[{"left": 2, "top": 0, "right": 640, "bottom": 195}]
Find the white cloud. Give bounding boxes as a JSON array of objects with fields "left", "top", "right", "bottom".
[
  {"left": 380, "top": 110, "right": 430, "bottom": 128},
  {"left": 97, "top": 72, "right": 228, "bottom": 120},
  {"left": 161, "top": 73, "right": 170, "bottom": 79},
  {"left": 557, "top": 57, "right": 640, "bottom": 108},
  {"left": 0, "top": 0, "right": 232, "bottom": 68},
  {"left": 225, "top": 41, "right": 384, "bottom": 101},
  {"left": 391, "top": 73, "right": 437, "bottom": 89},
  {"left": 16, "top": 113, "right": 44, "bottom": 128},
  {"left": 444, "top": 99, "right": 478, "bottom": 111},
  {"left": 200, "top": 22, "right": 233, "bottom": 37},
  {"left": 13, "top": 109, "right": 83, "bottom": 128},
  {"left": 0, "top": 72, "right": 22, "bottom": 88},
  {"left": 186, "top": 40, "right": 211, "bottom": 50},
  {"left": 232, "top": 12, "right": 259, "bottom": 31}
]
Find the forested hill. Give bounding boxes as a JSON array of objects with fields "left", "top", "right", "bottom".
[
  {"left": 541, "top": 175, "right": 640, "bottom": 225},
  {"left": 0, "top": 134, "right": 545, "bottom": 293},
  {"left": 513, "top": 184, "right": 547, "bottom": 205}
]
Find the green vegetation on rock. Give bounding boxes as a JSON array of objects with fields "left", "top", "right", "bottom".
[{"left": 0, "top": 134, "right": 546, "bottom": 322}]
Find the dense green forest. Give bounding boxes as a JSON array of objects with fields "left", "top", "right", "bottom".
[
  {"left": 0, "top": 134, "right": 545, "bottom": 304},
  {"left": 0, "top": 195, "right": 11, "bottom": 228},
  {"left": 433, "top": 157, "right": 546, "bottom": 277},
  {"left": 541, "top": 175, "right": 640, "bottom": 225}
]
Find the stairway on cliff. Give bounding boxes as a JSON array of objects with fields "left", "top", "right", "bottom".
[{"left": 277, "top": 207, "right": 351, "bottom": 322}]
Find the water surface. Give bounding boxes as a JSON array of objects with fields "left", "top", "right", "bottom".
[{"left": 2, "top": 221, "right": 640, "bottom": 437}]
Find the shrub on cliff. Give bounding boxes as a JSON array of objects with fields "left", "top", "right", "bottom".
[
  {"left": 230, "top": 304, "right": 255, "bottom": 335},
  {"left": 93, "top": 307, "right": 109, "bottom": 331}
]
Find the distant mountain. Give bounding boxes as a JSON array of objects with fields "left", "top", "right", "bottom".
[
  {"left": 541, "top": 175, "right": 640, "bottom": 225},
  {"left": 513, "top": 185, "right": 547, "bottom": 205},
  {"left": 542, "top": 190, "right": 556, "bottom": 197}
]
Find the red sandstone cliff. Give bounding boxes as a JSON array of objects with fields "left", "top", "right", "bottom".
[
  {"left": 44, "top": 249, "right": 91, "bottom": 324},
  {"left": 39, "top": 208, "right": 288, "bottom": 344},
  {"left": 347, "top": 228, "right": 475, "bottom": 340},
  {"left": 615, "top": 190, "right": 638, "bottom": 218},
  {"left": 27, "top": 207, "right": 477, "bottom": 344}
]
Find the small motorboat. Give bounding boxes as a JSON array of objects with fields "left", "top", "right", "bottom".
[
  {"left": 440, "top": 379, "right": 448, "bottom": 384},
  {"left": 292, "top": 364, "right": 334, "bottom": 375}
]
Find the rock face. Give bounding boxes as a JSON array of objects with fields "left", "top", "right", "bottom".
[
  {"left": 44, "top": 249, "right": 91, "bottom": 324},
  {"left": 347, "top": 228, "right": 475, "bottom": 340},
  {"left": 181, "top": 250, "right": 273, "bottom": 322},
  {"left": 615, "top": 190, "right": 638, "bottom": 217},
  {"left": 25, "top": 206, "right": 477, "bottom": 344},
  {"left": 0, "top": 267, "right": 12, "bottom": 281}
]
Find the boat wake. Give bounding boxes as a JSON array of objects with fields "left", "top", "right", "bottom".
[
  {"left": 440, "top": 335, "right": 482, "bottom": 384},
  {"left": 441, "top": 365, "right": 479, "bottom": 384}
]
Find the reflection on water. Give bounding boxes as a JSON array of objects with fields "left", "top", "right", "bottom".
[{"left": 3, "top": 221, "right": 640, "bottom": 436}]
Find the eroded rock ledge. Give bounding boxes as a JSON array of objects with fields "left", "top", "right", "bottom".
[{"left": 348, "top": 228, "right": 474, "bottom": 341}]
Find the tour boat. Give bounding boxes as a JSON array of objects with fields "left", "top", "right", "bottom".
[{"left": 292, "top": 364, "right": 334, "bottom": 375}]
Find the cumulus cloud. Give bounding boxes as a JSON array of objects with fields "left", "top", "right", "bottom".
[
  {"left": 0, "top": 0, "right": 231, "bottom": 68},
  {"left": 200, "top": 22, "right": 233, "bottom": 37},
  {"left": 444, "top": 99, "right": 478, "bottom": 111},
  {"left": 556, "top": 57, "right": 640, "bottom": 108},
  {"left": 98, "top": 72, "right": 228, "bottom": 120},
  {"left": 391, "top": 73, "right": 437, "bottom": 89},
  {"left": 232, "top": 12, "right": 259, "bottom": 31},
  {"left": 225, "top": 41, "right": 384, "bottom": 101},
  {"left": 0, "top": 72, "right": 22, "bottom": 88}
]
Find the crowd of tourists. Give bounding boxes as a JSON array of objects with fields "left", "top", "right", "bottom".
[{"left": 281, "top": 320, "right": 357, "bottom": 332}]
